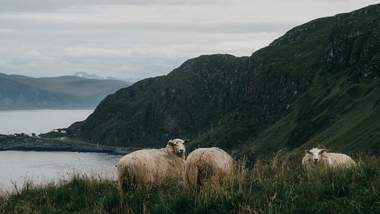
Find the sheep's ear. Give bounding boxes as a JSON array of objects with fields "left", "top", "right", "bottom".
[
  {"left": 319, "top": 149, "right": 327, "bottom": 154},
  {"left": 184, "top": 139, "right": 190, "bottom": 144},
  {"left": 305, "top": 150, "right": 312, "bottom": 155},
  {"left": 168, "top": 140, "right": 175, "bottom": 146}
]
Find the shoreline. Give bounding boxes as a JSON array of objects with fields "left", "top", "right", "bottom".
[{"left": 0, "top": 135, "right": 135, "bottom": 155}]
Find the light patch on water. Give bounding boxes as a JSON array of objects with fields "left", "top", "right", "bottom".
[
  {"left": 0, "top": 109, "right": 93, "bottom": 135},
  {"left": 0, "top": 151, "right": 122, "bottom": 191}
]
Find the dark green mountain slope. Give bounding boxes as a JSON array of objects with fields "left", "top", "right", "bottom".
[
  {"left": 0, "top": 73, "right": 129, "bottom": 109},
  {"left": 68, "top": 4, "right": 380, "bottom": 156}
]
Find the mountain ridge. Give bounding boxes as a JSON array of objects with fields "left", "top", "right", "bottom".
[
  {"left": 0, "top": 73, "right": 129, "bottom": 109},
  {"left": 68, "top": 4, "right": 380, "bottom": 157}
]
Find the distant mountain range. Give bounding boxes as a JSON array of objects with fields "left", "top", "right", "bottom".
[
  {"left": 0, "top": 73, "right": 130, "bottom": 109},
  {"left": 68, "top": 4, "right": 380, "bottom": 157}
]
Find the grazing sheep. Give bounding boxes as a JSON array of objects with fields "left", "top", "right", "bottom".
[
  {"left": 185, "top": 147, "right": 234, "bottom": 187},
  {"left": 117, "top": 139, "right": 186, "bottom": 191},
  {"left": 302, "top": 148, "right": 356, "bottom": 169}
]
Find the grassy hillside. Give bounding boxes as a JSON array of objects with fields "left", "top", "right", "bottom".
[
  {"left": 1, "top": 156, "right": 379, "bottom": 213},
  {"left": 0, "top": 73, "right": 129, "bottom": 109},
  {"left": 68, "top": 4, "right": 380, "bottom": 157}
]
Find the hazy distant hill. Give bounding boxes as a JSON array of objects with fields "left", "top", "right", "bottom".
[
  {"left": 0, "top": 73, "right": 129, "bottom": 109},
  {"left": 68, "top": 4, "right": 380, "bottom": 157}
]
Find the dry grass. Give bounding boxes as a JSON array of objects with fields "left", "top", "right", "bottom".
[{"left": 0, "top": 155, "right": 379, "bottom": 213}]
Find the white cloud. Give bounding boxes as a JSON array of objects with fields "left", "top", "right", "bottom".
[
  {"left": 64, "top": 47, "right": 133, "bottom": 58},
  {"left": 25, "top": 50, "right": 42, "bottom": 57}
]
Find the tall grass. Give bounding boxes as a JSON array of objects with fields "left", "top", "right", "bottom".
[{"left": 1, "top": 156, "right": 379, "bottom": 214}]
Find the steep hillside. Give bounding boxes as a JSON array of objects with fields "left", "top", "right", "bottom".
[
  {"left": 68, "top": 4, "right": 380, "bottom": 157},
  {"left": 0, "top": 74, "right": 129, "bottom": 109}
]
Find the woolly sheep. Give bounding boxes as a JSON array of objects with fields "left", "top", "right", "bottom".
[
  {"left": 302, "top": 148, "right": 356, "bottom": 169},
  {"left": 185, "top": 147, "right": 234, "bottom": 187},
  {"left": 117, "top": 139, "right": 186, "bottom": 191}
]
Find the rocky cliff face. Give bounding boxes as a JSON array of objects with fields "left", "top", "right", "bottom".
[{"left": 68, "top": 4, "right": 380, "bottom": 156}]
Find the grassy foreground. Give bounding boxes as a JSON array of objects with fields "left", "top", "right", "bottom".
[{"left": 1, "top": 156, "right": 380, "bottom": 214}]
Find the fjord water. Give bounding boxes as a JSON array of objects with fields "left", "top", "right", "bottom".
[
  {"left": 0, "top": 109, "right": 122, "bottom": 191},
  {"left": 0, "top": 109, "right": 93, "bottom": 134},
  {"left": 0, "top": 151, "right": 121, "bottom": 190}
]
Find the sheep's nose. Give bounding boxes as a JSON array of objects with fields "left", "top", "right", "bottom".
[
  {"left": 313, "top": 159, "right": 318, "bottom": 163},
  {"left": 179, "top": 149, "right": 185, "bottom": 153}
]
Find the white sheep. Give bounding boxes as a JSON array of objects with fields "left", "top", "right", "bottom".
[
  {"left": 117, "top": 139, "right": 186, "bottom": 191},
  {"left": 302, "top": 148, "right": 356, "bottom": 169},
  {"left": 185, "top": 147, "right": 234, "bottom": 187}
]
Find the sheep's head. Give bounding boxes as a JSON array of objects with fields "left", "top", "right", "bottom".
[
  {"left": 305, "top": 148, "right": 327, "bottom": 164},
  {"left": 167, "top": 138, "right": 186, "bottom": 158}
]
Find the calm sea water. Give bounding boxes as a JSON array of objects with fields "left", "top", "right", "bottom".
[
  {"left": 0, "top": 109, "right": 93, "bottom": 135},
  {"left": 0, "top": 151, "right": 122, "bottom": 191},
  {"left": 0, "top": 109, "right": 122, "bottom": 191}
]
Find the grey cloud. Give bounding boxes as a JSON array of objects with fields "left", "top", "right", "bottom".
[
  {"left": 0, "top": 14, "right": 294, "bottom": 34},
  {"left": 0, "top": 0, "right": 227, "bottom": 12},
  {"left": 0, "top": 0, "right": 378, "bottom": 80}
]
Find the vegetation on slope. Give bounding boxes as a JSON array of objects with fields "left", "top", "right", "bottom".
[
  {"left": 68, "top": 4, "right": 380, "bottom": 158},
  {"left": 0, "top": 156, "right": 379, "bottom": 214}
]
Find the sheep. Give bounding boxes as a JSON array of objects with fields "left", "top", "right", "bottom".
[
  {"left": 302, "top": 148, "right": 356, "bottom": 169},
  {"left": 117, "top": 138, "right": 186, "bottom": 191},
  {"left": 185, "top": 147, "right": 234, "bottom": 188}
]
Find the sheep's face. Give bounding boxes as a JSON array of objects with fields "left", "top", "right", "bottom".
[
  {"left": 168, "top": 139, "right": 186, "bottom": 158},
  {"left": 305, "top": 148, "right": 327, "bottom": 164}
]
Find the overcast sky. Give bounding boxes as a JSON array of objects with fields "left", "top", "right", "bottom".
[{"left": 0, "top": 0, "right": 378, "bottom": 81}]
